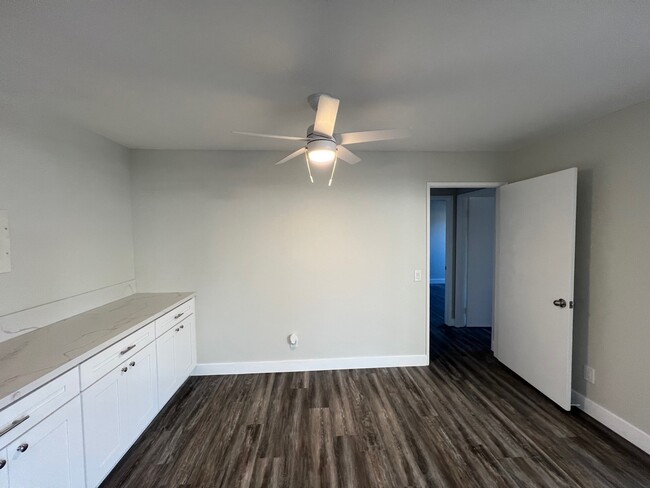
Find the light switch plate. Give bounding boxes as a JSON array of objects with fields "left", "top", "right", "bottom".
[
  {"left": 0, "top": 210, "right": 11, "bottom": 273},
  {"left": 414, "top": 269, "right": 422, "bottom": 282},
  {"left": 584, "top": 365, "right": 595, "bottom": 384}
]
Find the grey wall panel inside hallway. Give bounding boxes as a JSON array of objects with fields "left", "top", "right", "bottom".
[{"left": 466, "top": 195, "right": 496, "bottom": 327}]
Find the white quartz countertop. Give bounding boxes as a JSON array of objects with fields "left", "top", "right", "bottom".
[{"left": 0, "top": 292, "right": 195, "bottom": 410}]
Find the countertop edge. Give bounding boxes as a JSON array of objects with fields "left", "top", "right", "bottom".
[{"left": 0, "top": 292, "right": 196, "bottom": 411}]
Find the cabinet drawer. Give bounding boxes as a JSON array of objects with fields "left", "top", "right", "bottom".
[
  {"left": 80, "top": 322, "right": 155, "bottom": 390},
  {"left": 155, "top": 298, "right": 194, "bottom": 337},
  {"left": 0, "top": 368, "right": 80, "bottom": 448}
]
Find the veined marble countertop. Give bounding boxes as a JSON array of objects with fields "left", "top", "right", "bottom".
[{"left": 0, "top": 292, "right": 195, "bottom": 410}]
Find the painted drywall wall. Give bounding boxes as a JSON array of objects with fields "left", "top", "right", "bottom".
[
  {"left": 130, "top": 150, "right": 506, "bottom": 364},
  {"left": 466, "top": 193, "right": 495, "bottom": 327},
  {"left": 0, "top": 100, "right": 135, "bottom": 340},
  {"left": 429, "top": 200, "right": 446, "bottom": 284},
  {"left": 507, "top": 100, "right": 650, "bottom": 436},
  {"left": 454, "top": 188, "right": 496, "bottom": 327}
]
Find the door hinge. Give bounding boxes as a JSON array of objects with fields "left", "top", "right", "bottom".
[{"left": 569, "top": 301, "right": 574, "bottom": 309}]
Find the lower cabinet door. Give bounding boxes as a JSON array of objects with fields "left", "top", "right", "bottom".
[
  {"left": 175, "top": 315, "right": 194, "bottom": 382},
  {"left": 82, "top": 364, "right": 128, "bottom": 488},
  {"left": 124, "top": 342, "right": 158, "bottom": 442},
  {"left": 7, "top": 397, "right": 85, "bottom": 488},
  {"left": 156, "top": 326, "right": 177, "bottom": 408},
  {"left": 0, "top": 447, "right": 8, "bottom": 488}
]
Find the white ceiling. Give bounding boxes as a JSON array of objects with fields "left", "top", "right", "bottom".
[{"left": 1, "top": 0, "right": 650, "bottom": 151}]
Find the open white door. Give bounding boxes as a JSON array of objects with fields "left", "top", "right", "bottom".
[{"left": 494, "top": 168, "right": 577, "bottom": 410}]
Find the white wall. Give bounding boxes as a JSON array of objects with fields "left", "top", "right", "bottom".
[
  {"left": 507, "top": 100, "right": 650, "bottom": 437},
  {"left": 130, "top": 150, "right": 506, "bottom": 366},
  {"left": 429, "top": 200, "right": 446, "bottom": 284},
  {"left": 0, "top": 100, "right": 136, "bottom": 341}
]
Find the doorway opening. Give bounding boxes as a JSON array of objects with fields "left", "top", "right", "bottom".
[
  {"left": 426, "top": 171, "right": 577, "bottom": 410},
  {"left": 427, "top": 184, "right": 500, "bottom": 359}
]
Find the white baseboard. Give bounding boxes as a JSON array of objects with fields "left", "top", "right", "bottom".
[
  {"left": 193, "top": 354, "right": 429, "bottom": 376},
  {"left": 0, "top": 280, "right": 136, "bottom": 343},
  {"left": 572, "top": 390, "right": 650, "bottom": 455},
  {"left": 429, "top": 278, "right": 445, "bottom": 284}
]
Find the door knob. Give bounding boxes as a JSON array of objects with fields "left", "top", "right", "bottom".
[
  {"left": 553, "top": 298, "right": 567, "bottom": 308},
  {"left": 0, "top": 459, "right": 6, "bottom": 469},
  {"left": 16, "top": 443, "right": 28, "bottom": 452}
]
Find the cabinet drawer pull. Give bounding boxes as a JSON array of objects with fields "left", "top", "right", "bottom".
[
  {"left": 120, "top": 344, "right": 136, "bottom": 355},
  {"left": 0, "top": 414, "right": 30, "bottom": 437},
  {"left": 174, "top": 312, "right": 184, "bottom": 320},
  {"left": 0, "top": 459, "right": 6, "bottom": 469},
  {"left": 130, "top": 361, "right": 136, "bottom": 367},
  {"left": 121, "top": 367, "right": 128, "bottom": 373},
  {"left": 16, "top": 443, "right": 29, "bottom": 453}
]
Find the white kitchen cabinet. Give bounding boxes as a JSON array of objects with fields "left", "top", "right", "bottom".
[
  {"left": 80, "top": 322, "right": 155, "bottom": 390},
  {"left": 0, "top": 447, "right": 7, "bottom": 488},
  {"left": 176, "top": 315, "right": 195, "bottom": 382},
  {"left": 156, "top": 320, "right": 177, "bottom": 408},
  {"left": 0, "top": 295, "right": 196, "bottom": 488},
  {"left": 156, "top": 315, "right": 195, "bottom": 408},
  {"left": 81, "top": 360, "right": 128, "bottom": 488},
  {"left": 6, "top": 397, "right": 85, "bottom": 488},
  {"left": 82, "top": 341, "right": 158, "bottom": 488},
  {"left": 0, "top": 369, "right": 80, "bottom": 450},
  {"left": 124, "top": 341, "right": 158, "bottom": 441}
]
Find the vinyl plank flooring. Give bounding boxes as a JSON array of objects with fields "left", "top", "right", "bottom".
[{"left": 102, "top": 327, "right": 650, "bottom": 488}]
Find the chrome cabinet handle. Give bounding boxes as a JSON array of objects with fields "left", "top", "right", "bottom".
[
  {"left": 16, "top": 443, "right": 28, "bottom": 453},
  {"left": 129, "top": 361, "right": 135, "bottom": 367},
  {"left": 0, "top": 414, "right": 30, "bottom": 437},
  {"left": 174, "top": 312, "right": 184, "bottom": 320},
  {"left": 0, "top": 459, "right": 6, "bottom": 469},
  {"left": 120, "top": 344, "right": 136, "bottom": 355},
  {"left": 121, "top": 367, "right": 128, "bottom": 373}
]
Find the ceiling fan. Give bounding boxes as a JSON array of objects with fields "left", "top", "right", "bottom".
[{"left": 233, "top": 93, "right": 408, "bottom": 186}]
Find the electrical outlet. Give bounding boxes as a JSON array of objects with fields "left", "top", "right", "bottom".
[{"left": 584, "top": 365, "right": 595, "bottom": 384}]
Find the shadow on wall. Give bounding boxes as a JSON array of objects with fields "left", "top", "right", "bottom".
[{"left": 573, "top": 168, "right": 594, "bottom": 394}]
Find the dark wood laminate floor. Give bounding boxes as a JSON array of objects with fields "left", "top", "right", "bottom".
[{"left": 102, "top": 329, "right": 650, "bottom": 487}]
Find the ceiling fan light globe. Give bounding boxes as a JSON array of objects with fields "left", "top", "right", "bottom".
[
  {"left": 306, "top": 139, "right": 337, "bottom": 165},
  {"left": 308, "top": 149, "right": 336, "bottom": 165}
]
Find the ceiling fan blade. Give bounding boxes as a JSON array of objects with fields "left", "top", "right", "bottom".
[
  {"left": 274, "top": 147, "right": 306, "bottom": 165},
  {"left": 233, "top": 131, "right": 308, "bottom": 142},
  {"left": 313, "top": 95, "right": 340, "bottom": 137},
  {"left": 337, "top": 129, "right": 409, "bottom": 145},
  {"left": 337, "top": 145, "right": 361, "bottom": 165}
]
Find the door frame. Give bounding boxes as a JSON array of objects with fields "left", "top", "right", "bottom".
[{"left": 426, "top": 182, "right": 504, "bottom": 359}]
